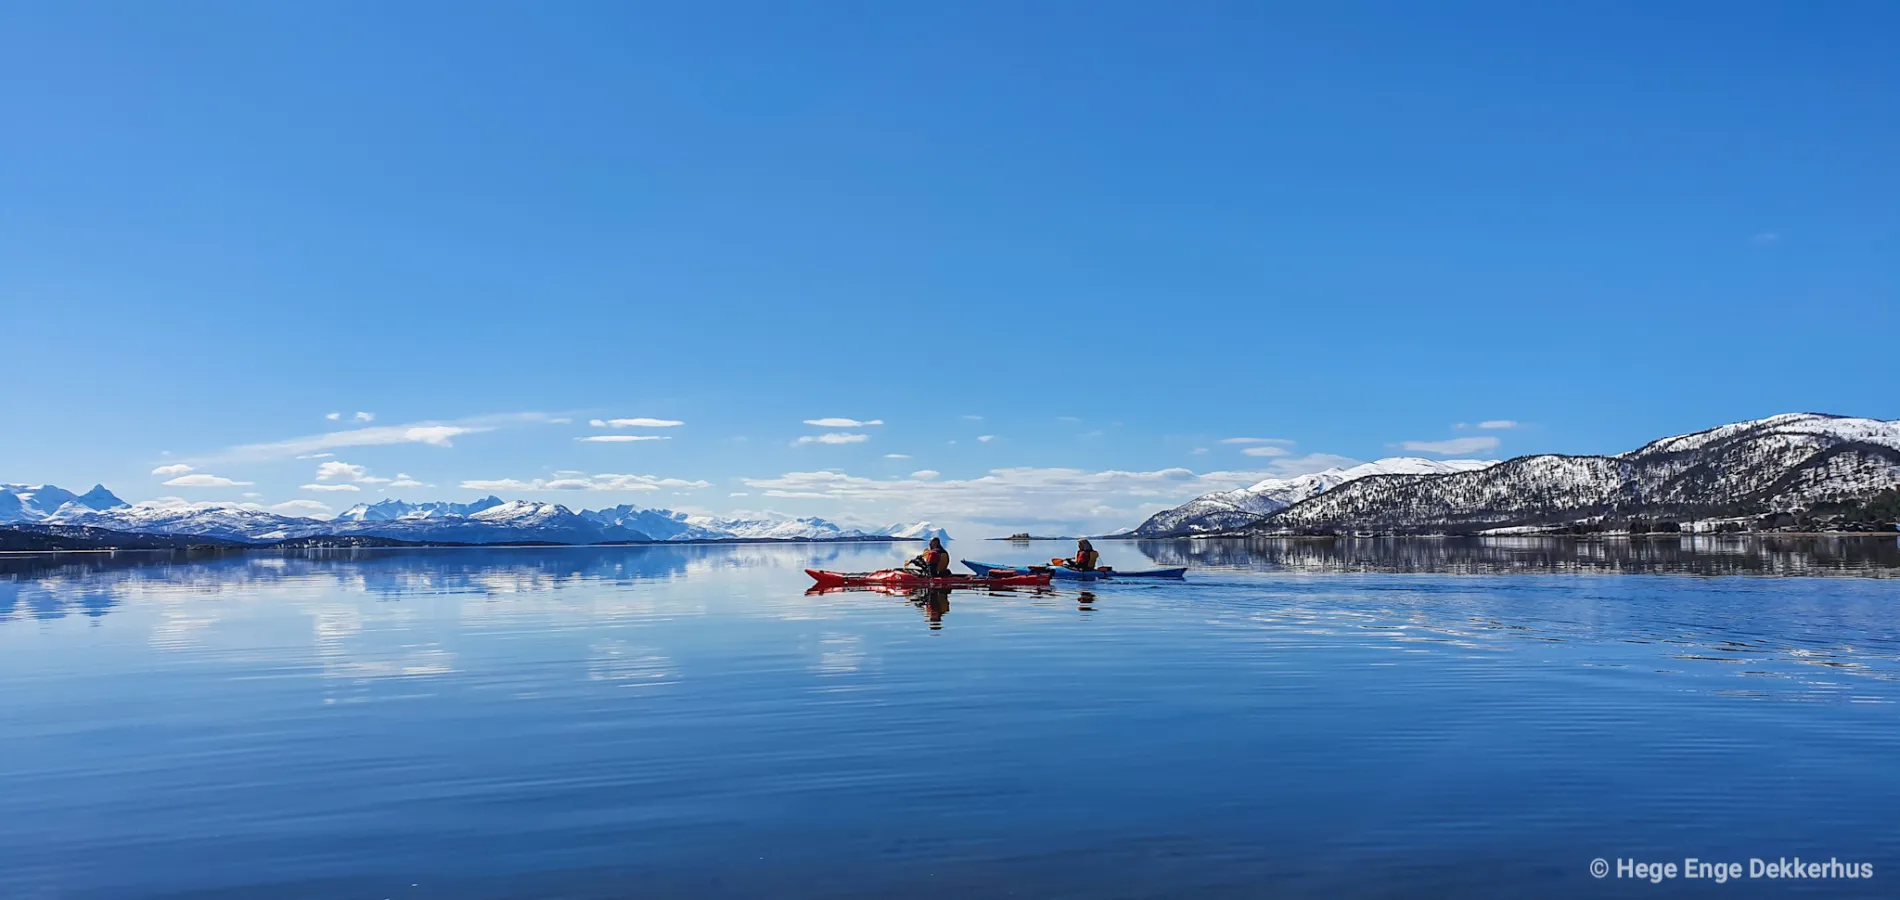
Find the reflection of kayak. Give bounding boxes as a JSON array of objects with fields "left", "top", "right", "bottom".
[
  {"left": 805, "top": 568, "right": 1051, "bottom": 589},
  {"left": 962, "top": 560, "right": 1187, "bottom": 581}
]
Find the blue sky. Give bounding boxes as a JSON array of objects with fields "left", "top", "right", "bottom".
[{"left": 3, "top": 1, "right": 1895, "bottom": 536}]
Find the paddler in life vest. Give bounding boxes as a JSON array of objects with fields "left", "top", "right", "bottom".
[
  {"left": 908, "top": 537, "right": 953, "bottom": 576},
  {"left": 1054, "top": 538, "right": 1101, "bottom": 571}
]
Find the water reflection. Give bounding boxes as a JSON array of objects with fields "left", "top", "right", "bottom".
[
  {"left": 1132, "top": 535, "right": 1900, "bottom": 576},
  {"left": 0, "top": 544, "right": 875, "bottom": 623}
]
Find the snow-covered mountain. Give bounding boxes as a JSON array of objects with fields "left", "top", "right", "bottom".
[
  {"left": 48, "top": 501, "right": 314, "bottom": 543},
  {"left": 883, "top": 521, "right": 952, "bottom": 541},
  {"left": 580, "top": 505, "right": 730, "bottom": 541},
  {"left": 14, "top": 487, "right": 950, "bottom": 545},
  {"left": 1262, "top": 413, "right": 1900, "bottom": 534},
  {"left": 333, "top": 497, "right": 505, "bottom": 521},
  {"left": 0, "top": 484, "right": 127, "bottom": 523},
  {"left": 1131, "top": 458, "right": 1498, "bottom": 537}
]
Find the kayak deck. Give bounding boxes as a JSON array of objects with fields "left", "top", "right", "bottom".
[
  {"left": 963, "top": 560, "right": 1187, "bottom": 580},
  {"left": 805, "top": 568, "right": 1051, "bottom": 589}
]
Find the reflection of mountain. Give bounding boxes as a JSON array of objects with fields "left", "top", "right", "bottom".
[
  {"left": 1134, "top": 536, "right": 1900, "bottom": 577},
  {"left": 0, "top": 543, "right": 888, "bottom": 625}
]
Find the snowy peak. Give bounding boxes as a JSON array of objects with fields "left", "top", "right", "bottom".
[
  {"left": 884, "top": 521, "right": 952, "bottom": 541},
  {"left": 75, "top": 484, "right": 128, "bottom": 511},
  {"left": 334, "top": 496, "right": 504, "bottom": 522},
  {"left": 1628, "top": 413, "right": 1900, "bottom": 459}
]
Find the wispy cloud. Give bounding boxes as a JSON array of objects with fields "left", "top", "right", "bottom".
[
  {"left": 976, "top": 435, "right": 996, "bottom": 443},
  {"left": 316, "top": 461, "right": 391, "bottom": 484},
  {"left": 325, "top": 412, "right": 341, "bottom": 421},
  {"left": 1399, "top": 436, "right": 1500, "bottom": 455},
  {"left": 795, "top": 433, "right": 869, "bottom": 445},
  {"left": 911, "top": 470, "right": 940, "bottom": 479},
  {"left": 387, "top": 474, "right": 426, "bottom": 488},
  {"left": 151, "top": 464, "right": 195, "bottom": 477},
  {"left": 353, "top": 411, "right": 375, "bottom": 422},
  {"left": 804, "top": 418, "right": 883, "bottom": 428},
  {"left": 302, "top": 483, "right": 362, "bottom": 492},
  {"left": 459, "top": 473, "right": 712, "bottom": 492},
  {"left": 1477, "top": 420, "right": 1518, "bottom": 430},
  {"left": 883, "top": 453, "right": 911, "bottom": 459},
  {"left": 1752, "top": 232, "right": 1780, "bottom": 245},
  {"left": 578, "top": 435, "right": 671, "bottom": 443},
  {"left": 163, "top": 473, "right": 252, "bottom": 487},
  {"left": 1220, "top": 437, "right": 1295, "bottom": 446},
  {"left": 590, "top": 417, "right": 685, "bottom": 428},
  {"left": 1241, "top": 445, "right": 1290, "bottom": 457},
  {"left": 205, "top": 412, "right": 560, "bottom": 462},
  {"left": 1191, "top": 448, "right": 1208, "bottom": 455},
  {"left": 295, "top": 452, "right": 335, "bottom": 460},
  {"left": 961, "top": 415, "right": 984, "bottom": 421}
]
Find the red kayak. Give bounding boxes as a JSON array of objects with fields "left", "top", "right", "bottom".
[{"left": 805, "top": 568, "right": 1051, "bottom": 589}]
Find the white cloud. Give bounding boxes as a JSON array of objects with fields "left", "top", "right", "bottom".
[
  {"left": 1220, "top": 437, "right": 1294, "bottom": 445},
  {"left": 1241, "top": 445, "right": 1291, "bottom": 457},
  {"left": 326, "top": 412, "right": 341, "bottom": 421},
  {"left": 962, "top": 415, "right": 984, "bottom": 421},
  {"left": 804, "top": 418, "right": 883, "bottom": 428},
  {"left": 271, "top": 499, "right": 334, "bottom": 518},
  {"left": 577, "top": 435, "right": 671, "bottom": 443},
  {"left": 729, "top": 492, "right": 749, "bottom": 497},
  {"left": 404, "top": 426, "right": 470, "bottom": 446},
  {"left": 1399, "top": 436, "right": 1500, "bottom": 455},
  {"left": 1191, "top": 448, "right": 1208, "bottom": 455},
  {"left": 315, "top": 461, "right": 390, "bottom": 484},
  {"left": 151, "top": 464, "right": 195, "bottom": 477},
  {"left": 592, "top": 417, "right": 685, "bottom": 428},
  {"left": 976, "top": 435, "right": 996, "bottom": 443},
  {"left": 1478, "top": 420, "right": 1518, "bottom": 430},
  {"left": 205, "top": 412, "right": 563, "bottom": 462},
  {"left": 911, "top": 470, "right": 940, "bottom": 479},
  {"left": 302, "top": 483, "right": 362, "bottom": 492},
  {"left": 884, "top": 453, "right": 911, "bottom": 459},
  {"left": 387, "top": 475, "right": 425, "bottom": 488},
  {"left": 1055, "top": 416, "right": 1081, "bottom": 423},
  {"left": 163, "top": 473, "right": 253, "bottom": 487},
  {"left": 795, "top": 433, "right": 869, "bottom": 445},
  {"left": 353, "top": 411, "right": 375, "bottom": 422},
  {"left": 295, "top": 452, "right": 335, "bottom": 460},
  {"left": 459, "top": 473, "right": 712, "bottom": 492},
  {"left": 241, "top": 492, "right": 263, "bottom": 499}
]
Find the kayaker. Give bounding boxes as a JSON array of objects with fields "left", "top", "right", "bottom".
[
  {"left": 1053, "top": 538, "right": 1101, "bottom": 571},
  {"left": 908, "top": 537, "right": 953, "bottom": 576}
]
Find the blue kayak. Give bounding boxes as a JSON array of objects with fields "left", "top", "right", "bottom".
[{"left": 963, "top": 560, "right": 1187, "bottom": 581}]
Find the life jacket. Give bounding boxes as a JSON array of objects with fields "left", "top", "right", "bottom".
[
  {"left": 921, "top": 548, "right": 950, "bottom": 575},
  {"left": 1071, "top": 548, "right": 1099, "bottom": 570}
]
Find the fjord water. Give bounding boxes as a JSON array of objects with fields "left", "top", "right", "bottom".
[{"left": 3, "top": 539, "right": 1897, "bottom": 899}]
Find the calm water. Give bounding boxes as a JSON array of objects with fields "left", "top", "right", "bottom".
[{"left": 3, "top": 538, "right": 1898, "bottom": 899}]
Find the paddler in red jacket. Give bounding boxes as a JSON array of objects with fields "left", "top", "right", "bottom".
[
  {"left": 1054, "top": 538, "right": 1101, "bottom": 571},
  {"left": 908, "top": 537, "right": 953, "bottom": 576}
]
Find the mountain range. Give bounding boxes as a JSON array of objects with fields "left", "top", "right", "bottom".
[
  {"left": 0, "top": 487, "right": 950, "bottom": 546},
  {"left": 1129, "top": 413, "right": 1900, "bottom": 536},
  {"left": 1129, "top": 458, "right": 1497, "bottom": 536}
]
